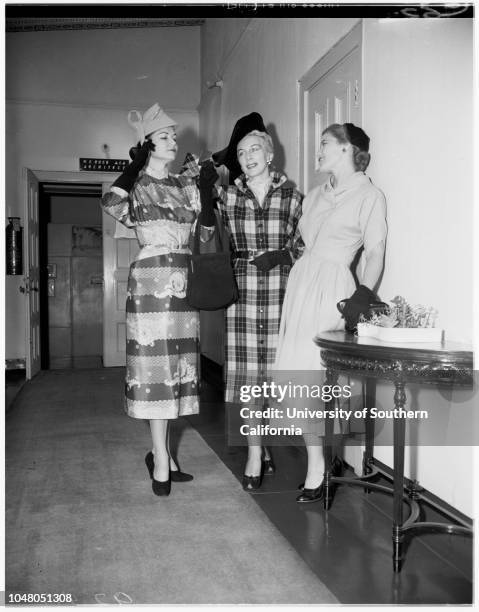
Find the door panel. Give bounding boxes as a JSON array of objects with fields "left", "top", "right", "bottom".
[
  {"left": 102, "top": 184, "right": 139, "bottom": 366},
  {"left": 299, "top": 23, "right": 365, "bottom": 473},
  {"left": 299, "top": 22, "right": 362, "bottom": 193},
  {"left": 23, "top": 168, "right": 41, "bottom": 379},
  {"left": 305, "top": 49, "right": 361, "bottom": 192}
]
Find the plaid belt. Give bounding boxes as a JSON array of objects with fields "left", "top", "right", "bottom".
[{"left": 232, "top": 249, "right": 276, "bottom": 260}]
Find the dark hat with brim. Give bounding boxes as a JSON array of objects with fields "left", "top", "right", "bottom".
[{"left": 212, "top": 112, "right": 267, "bottom": 180}]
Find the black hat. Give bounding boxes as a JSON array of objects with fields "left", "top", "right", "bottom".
[
  {"left": 212, "top": 112, "right": 267, "bottom": 182},
  {"left": 343, "top": 123, "right": 370, "bottom": 152}
]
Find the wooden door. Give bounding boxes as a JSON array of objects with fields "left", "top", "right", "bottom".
[
  {"left": 23, "top": 168, "right": 41, "bottom": 379},
  {"left": 299, "top": 22, "right": 362, "bottom": 192},
  {"left": 299, "top": 23, "right": 364, "bottom": 473},
  {"left": 102, "top": 184, "right": 139, "bottom": 366}
]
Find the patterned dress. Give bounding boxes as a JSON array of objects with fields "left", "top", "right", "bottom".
[
  {"left": 215, "top": 172, "right": 303, "bottom": 405},
  {"left": 101, "top": 168, "right": 201, "bottom": 420}
]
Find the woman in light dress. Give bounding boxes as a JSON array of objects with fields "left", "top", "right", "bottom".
[{"left": 273, "top": 123, "right": 387, "bottom": 503}]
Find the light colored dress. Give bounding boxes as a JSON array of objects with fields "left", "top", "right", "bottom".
[{"left": 274, "top": 172, "right": 387, "bottom": 371}]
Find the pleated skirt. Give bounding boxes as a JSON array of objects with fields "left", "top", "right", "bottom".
[{"left": 125, "top": 253, "right": 200, "bottom": 419}]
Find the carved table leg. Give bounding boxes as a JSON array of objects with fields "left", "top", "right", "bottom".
[
  {"left": 323, "top": 367, "right": 338, "bottom": 510},
  {"left": 392, "top": 379, "right": 407, "bottom": 572},
  {"left": 362, "top": 377, "right": 376, "bottom": 493}
]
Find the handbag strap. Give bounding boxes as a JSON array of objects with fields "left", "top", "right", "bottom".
[{"left": 192, "top": 214, "right": 226, "bottom": 254}]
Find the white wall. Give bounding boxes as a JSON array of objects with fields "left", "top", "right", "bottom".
[
  {"left": 6, "top": 27, "right": 201, "bottom": 109},
  {"left": 362, "top": 18, "right": 474, "bottom": 515},
  {"left": 5, "top": 26, "right": 201, "bottom": 360},
  {"left": 200, "top": 17, "right": 361, "bottom": 183},
  {"left": 363, "top": 18, "right": 473, "bottom": 343},
  {"left": 199, "top": 17, "right": 474, "bottom": 515}
]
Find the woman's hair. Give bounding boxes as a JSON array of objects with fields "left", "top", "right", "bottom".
[
  {"left": 323, "top": 123, "right": 371, "bottom": 172},
  {"left": 237, "top": 130, "right": 274, "bottom": 157}
]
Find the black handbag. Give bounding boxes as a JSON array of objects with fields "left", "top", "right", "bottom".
[{"left": 186, "top": 217, "right": 239, "bottom": 310}]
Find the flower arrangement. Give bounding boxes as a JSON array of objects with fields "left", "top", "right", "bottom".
[
  {"left": 357, "top": 296, "right": 442, "bottom": 343},
  {"left": 359, "top": 295, "right": 439, "bottom": 329}
]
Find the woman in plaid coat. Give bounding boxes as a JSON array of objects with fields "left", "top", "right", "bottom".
[{"left": 200, "top": 120, "right": 303, "bottom": 490}]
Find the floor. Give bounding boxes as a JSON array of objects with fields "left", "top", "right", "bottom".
[
  {"left": 4, "top": 367, "right": 473, "bottom": 605},
  {"left": 6, "top": 369, "right": 338, "bottom": 605}
]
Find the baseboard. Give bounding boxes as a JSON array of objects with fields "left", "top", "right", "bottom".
[{"left": 371, "top": 457, "right": 472, "bottom": 527}]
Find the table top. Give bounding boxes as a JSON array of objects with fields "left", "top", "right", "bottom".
[{"left": 314, "top": 331, "right": 473, "bottom": 368}]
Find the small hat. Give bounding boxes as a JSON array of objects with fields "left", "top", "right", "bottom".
[
  {"left": 343, "top": 123, "right": 370, "bottom": 152},
  {"left": 212, "top": 112, "right": 267, "bottom": 182},
  {"left": 127, "top": 103, "right": 177, "bottom": 143}
]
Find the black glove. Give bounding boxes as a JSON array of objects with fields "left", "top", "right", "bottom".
[
  {"left": 250, "top": 249, "right": 292, "bottom": 272},
  {"left": 199, "top": 160, "right": 219, "bottom": 226},
  {"left": 112, "top": 139, "right": 155, "bottom": 192},
  {"left": 338, "top": 284, "right": 377, "bottom": 332}
]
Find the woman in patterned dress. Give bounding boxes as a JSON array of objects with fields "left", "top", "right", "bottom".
[
  {"left": 200, "top": 122, "right": 304, "bottom": 490},
  {"left": 273, "top": 123, "right": 387, "bottom": 503},
  {"left": 102, "top": 104, "right": 209, "bottom": 497}
]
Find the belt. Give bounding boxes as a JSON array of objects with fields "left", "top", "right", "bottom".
[
  {"left": 233, "top": 249, "right": 275, "bottom": 260},
  {"left": 136, "top": 245, "right": 191, "bottom": 261}
]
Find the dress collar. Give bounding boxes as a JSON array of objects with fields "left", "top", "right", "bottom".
[
  {"left": 143, "top": 166, "right": 169, "bottom": 180},
  {"left": 234, "top": 170, "right": 287, "bottom": 194},
  {"left": 323, "top": 171, "right": 368, "bottom": 195}
]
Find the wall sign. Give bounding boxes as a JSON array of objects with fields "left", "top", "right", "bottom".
[{"left": 80, "top": 158, "right": 128, "bottom": 172}]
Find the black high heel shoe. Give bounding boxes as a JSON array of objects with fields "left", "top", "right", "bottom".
[
  {"left": 296, "top": 482, "right": 324, "bottom": 503},
  {"left": 298, "top": 456, "right": 344, "bottom": 491},
  {"left": 261, "top": 447, "right": 275, "bottom": 475},
  {"left": 145, "top": 453, "right": 171, "bottom": 496},
  {"left": 263, "top": 456, "right": 275, "bottom": 476},
  {"left": 242, "top": 474, "right": 262, "bottom": 491},
  {"left": 170, "top": 470, "right": 193, "bottom": 482},
  {"left": 145, "top": 452, "right": 193, "bottom": 483},
  {"left": 152, "top": 475, "right": 171, "bottom": 496}
]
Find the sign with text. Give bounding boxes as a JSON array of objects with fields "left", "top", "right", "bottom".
[{"left": 80, "top": 158, "right": 128, "bottom": 172}]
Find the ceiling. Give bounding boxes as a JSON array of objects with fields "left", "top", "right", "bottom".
[{"left": 6, "top": 17, "right": 205, "bottom": 33}]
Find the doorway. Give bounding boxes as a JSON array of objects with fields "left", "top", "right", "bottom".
[
  {"left": 38, "top": 182, "right": 103, "bottom": 369},
  {"left": 299, "top": 21, "right": 362, "bottom": 193}
]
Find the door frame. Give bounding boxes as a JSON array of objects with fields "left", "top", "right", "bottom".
[
  {"left": 298, "top": 20, "right": 363, "bottom": 193},
  {"left": 23, "top": 168, "right": 118, "bottom": 378},
  {"left": 296, "top": 21, "right": 364, "bottom": 474}
]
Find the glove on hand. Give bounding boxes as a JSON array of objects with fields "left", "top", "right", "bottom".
[
  {"left": 199, "top": 160, "right": 219, "bottom": 226},
  {"left": 339, "top": 284, "right": 377, "bottom": 332},
  {"left": 250, "top": 249, "right": 292, "bottom": 272},
  {"left": 112, "top": 139, "right": 155, "bottom": 192}
]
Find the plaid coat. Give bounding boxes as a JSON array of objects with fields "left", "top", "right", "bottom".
[{"left": 216, "top": 172, "right": 304, "bottom": 404}]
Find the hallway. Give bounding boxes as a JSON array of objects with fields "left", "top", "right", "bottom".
[{"left": 5, "top": 368, "right": 472, "bottom": 605}]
